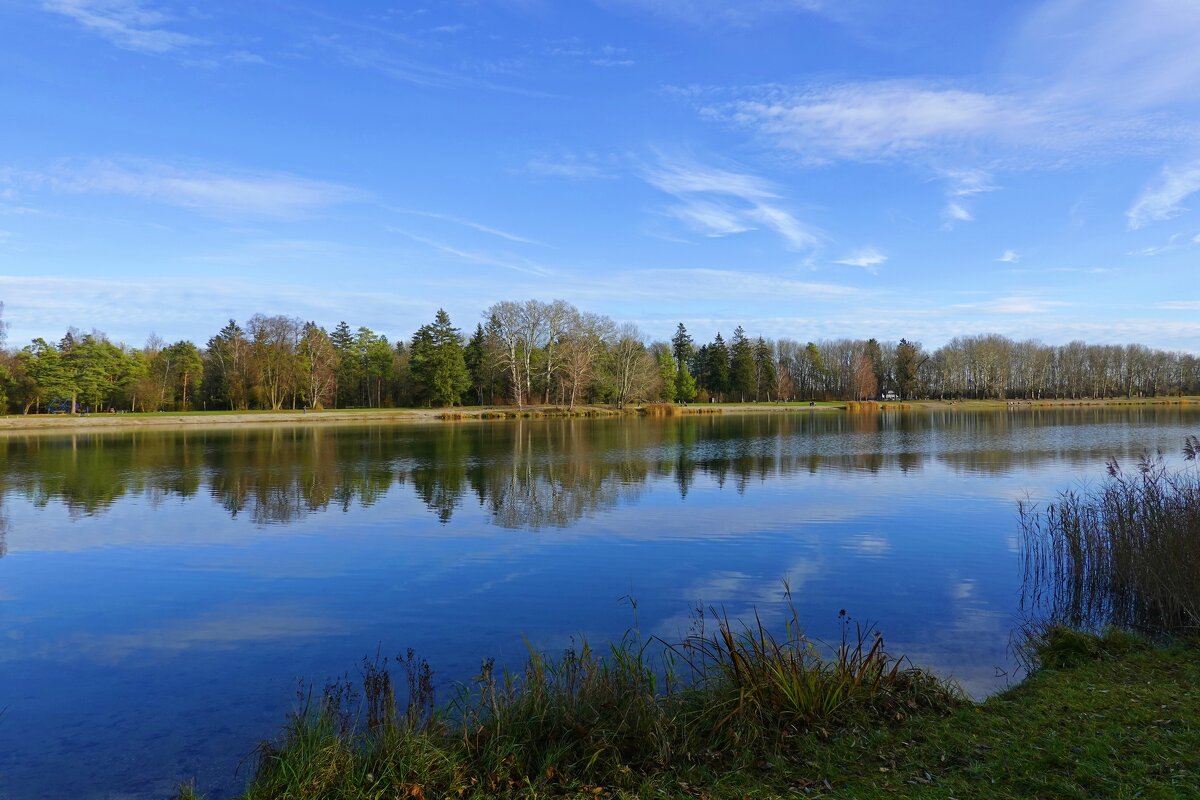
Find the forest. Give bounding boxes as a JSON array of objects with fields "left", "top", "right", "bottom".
[{"left": 0, "top": 299, "right": 1197, "bottom": 414}]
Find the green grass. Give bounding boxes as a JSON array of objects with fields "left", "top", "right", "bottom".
[{"left": 178, "top": 626, "right": 1200, "bottom": 799}]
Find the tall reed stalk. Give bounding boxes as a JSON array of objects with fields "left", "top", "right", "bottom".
[{"left": 1021, "top": 444, "right": 1200, "bottom": 636}]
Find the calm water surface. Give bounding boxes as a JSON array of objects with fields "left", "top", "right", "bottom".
[{"left": 1, "top": 408, "right": 1197, "bottom": 799}]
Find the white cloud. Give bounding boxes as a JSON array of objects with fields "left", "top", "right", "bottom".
[
  {"left": 1158, "top": 300, "right": 1200, "bottom": 310},
  {"left": 713, "top": 81, "right": 1043, "bottom": 163},
  {"left": 997, "top": 249, "right": 1020, "bottom": 263},
  {"left": 644, "top": 158, "right": 820, "bottom": 250},
  {"left": 43, "top": 160, "right": 359, "bottom": 218},
  {"left": 943, "top": 202, "right": 973, "bottom": 224},
  {"left": 834, "top": 246, "right": 887, "bottom": 272},
  {"left": 1126, "top": 160, "right": 1200, "bottom": 229},
  {"left": 44, "top": 0, "right": 202, "bottom": 53}
]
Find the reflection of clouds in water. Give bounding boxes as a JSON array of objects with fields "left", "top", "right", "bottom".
[
  {"left": 951, "top": 579, "right": 976, "bottom": 600},
  {"left": 652, "top": 557, "right": 824, "bottom": 642},
  {"left": 9, "top": 604, "right": 346, "bottom": 666},
  {"left": 845, "top": 532, "right": 890, "bottom": 557}
]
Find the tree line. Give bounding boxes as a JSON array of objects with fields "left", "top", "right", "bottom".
[{"left": 0, "top": 299, "right": 1197, "bottom": 414}]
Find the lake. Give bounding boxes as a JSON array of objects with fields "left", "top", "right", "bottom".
[{"left": 1, "top": 407, "right": 1197, "bottom": 799}]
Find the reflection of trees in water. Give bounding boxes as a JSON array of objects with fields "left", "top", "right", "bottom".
[{"left": 0, "top": 407, "right": 1195, "bottom": 529}]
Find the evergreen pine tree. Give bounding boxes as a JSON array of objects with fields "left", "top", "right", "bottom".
[{"left": 410, "top": 309, "right": 471, "bottom": 407}]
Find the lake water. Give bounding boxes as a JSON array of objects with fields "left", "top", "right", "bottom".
[{"left": 1, "top": 408, "right": 1197, "bottom": 799}]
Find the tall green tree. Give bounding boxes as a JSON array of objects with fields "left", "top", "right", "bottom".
[
  {"left": 653, "top": 343, "right": 676, "bottom": 402},
  {"left": 24, "top": 338, "right": 75, "bottom": 412},
  {"left": 706, "top": 333, "right": 730, "bottom": 400},
  {"left": 409, "top": 309, "right": 471, "bottom": 407},
  {"left": 329, "top": 321, "right": 359, "bottom": 408},
  {"left": 754, "top": 337, "right": 776, "bottom": 401},
  {"left": 729, "top": 326, "right": 756, "bottom": 402},
  {"left": 165, "top": 340, "right": 204, "bottom": 410},
  {"left": 895, "top": 338, "right": 923, "bottom": 399},
  {"left": 671, "top": 323, "right": 694, "bottom": 367},
  {"left": 675, "top": 363, "right": 698, "bottom": 403}
]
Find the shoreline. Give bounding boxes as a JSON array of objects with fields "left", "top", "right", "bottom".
[{"left": 0, "top": 396, "right": 1195, "bottom": 434}]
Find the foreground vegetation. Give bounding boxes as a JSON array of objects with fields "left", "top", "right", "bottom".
[{"left": 176, "top": 622, "right": 1199, "bottom": 800}]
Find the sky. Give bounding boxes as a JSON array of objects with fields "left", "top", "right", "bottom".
[{"left": 1, "top": 0, "right": 1199, "bottom": 351}]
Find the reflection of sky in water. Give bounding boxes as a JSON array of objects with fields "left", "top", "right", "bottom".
[{"left": 0, "top": 409, "right": 1198, "bottom": 799}]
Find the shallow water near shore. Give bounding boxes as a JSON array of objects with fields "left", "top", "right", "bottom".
[{"left": 1, "top": 407, "right": 1197, "bottom": 799}]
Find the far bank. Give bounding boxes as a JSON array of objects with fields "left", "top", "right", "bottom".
[{"left": 0, "top": 396, "right": 1195, "bottom": 434}]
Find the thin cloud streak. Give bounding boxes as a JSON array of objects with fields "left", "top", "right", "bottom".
[
  {"left": 44, "top": 0, "right": 203, "bottom": 53},
  {"left": 14, "top": 160, "right": 360, "bottom": 219},
  {"left": 387, "top": 228, "right": 555, "bottom": 276},
  {"left": 388, "top": 208, "right": 548, "bottom": 246}
]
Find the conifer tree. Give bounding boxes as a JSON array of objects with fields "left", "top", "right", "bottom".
[{"left": 410, "top": 309, "right": 471, "bottom": 407}]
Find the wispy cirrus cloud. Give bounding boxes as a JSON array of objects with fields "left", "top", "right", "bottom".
[
  {"left": 14, "top": 159, "right": 360, "bottom": 219},
  {"left": 43, "top": 0, "right": 203, "bottom": 53},
  {"left": 707, "top": 81, "right": 1044, "bottom": 164},
  {"left": 643, "top": 158, "right": 820, "bottom": 250},
  {"left": 997, "top": 250, "right": 1020, "bottom": 263},
  {"left": 1126, "top": 159, "right": 1200, "bottom": 229},
  {"left": 3, "top": 160, "right": 350, "bottom": 223}
]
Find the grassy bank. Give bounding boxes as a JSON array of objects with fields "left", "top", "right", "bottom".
[
  {"left": 177, "top": 625, "right": 1199, "bottom": 800},
  {"left": 5, "top": 396, "right": 1195, "bottom": 434}
]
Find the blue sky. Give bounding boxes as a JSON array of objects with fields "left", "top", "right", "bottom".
[{"left": 1, "top": 0, "right": 1198, "bottom": 350}]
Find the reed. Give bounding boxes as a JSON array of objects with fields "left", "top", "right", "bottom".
[
  {"left": 1021, "top": 443, "right": 1200, "bottom": 637},
  {"left": 640, "top": 402, "right": 679, "bottom": 417}
]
